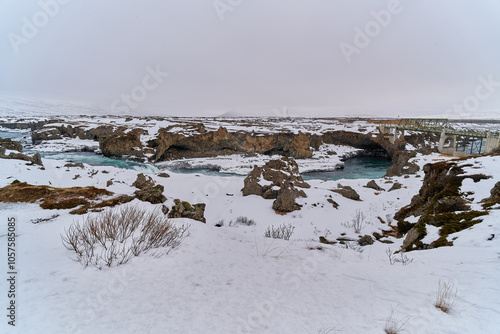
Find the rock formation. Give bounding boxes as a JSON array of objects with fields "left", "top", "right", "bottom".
[
  {"left": 331, "top": 184, "right": 360, "bottom": 201},
  {"left": 242, "top": 157, "right": 310, "bottom": 213},
  {"left": 132, "top": 173, "right": 166, "bottom": 204},
  {"left": 168, "top": 199, "right": 206, "bottom": 223}
]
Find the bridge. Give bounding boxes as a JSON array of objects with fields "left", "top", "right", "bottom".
[{"left": 379, "top": 118, "right": 500, "bottom": 156}]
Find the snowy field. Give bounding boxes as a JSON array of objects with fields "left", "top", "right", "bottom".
[{"left": 1, "top": 149, "right": 499, "bottom": 333}]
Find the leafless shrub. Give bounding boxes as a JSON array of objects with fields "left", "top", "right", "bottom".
[
  {"left": 342, "top": 241, "right": 364, "bottom": 254},
  {"left": 342, "top": 209, "right": 366, "bottom": 233},
  {"left": 435, "top": 280, "right": 457, "bottom": 313},
  {"left": 264, "top": 223, "right": 295, "bottom": 240},
  {"left": 352, "top": 209, "right": 366, "bottom": 233},
  {"left": 61, "top": 205, "right": 189, "bottom": 269},
  {"left": 386, "top": 248, "right": 413, "bottom": 266},
  {"left": 229, "top": 216, "right": 256, "bottom": 226}
]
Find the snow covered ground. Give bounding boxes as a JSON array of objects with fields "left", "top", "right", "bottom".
[{"left": 1, "top": 148, "right": 499, "bottom": 333}]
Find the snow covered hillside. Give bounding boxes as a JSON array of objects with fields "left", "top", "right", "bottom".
[{"left": 1, "top": 145, "right": 499, "bottom": 333}]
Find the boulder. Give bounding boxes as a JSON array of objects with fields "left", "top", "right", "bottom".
[
  {"left": 481, "top": 181, "right": 500, "bottom": 207},
  {"left": 364, "top": 180, "right": 384, "bottom": 191},
  {"left": 132, "top": 173, "right": 155, "bottom": 189},
  {"left": 327, "top": 198, "right": 339, "bottom": 209},
  {"left": 331, "top": 184, "right": 360, "bottom": 201},
  {"left": 168, "top": 199, "right": 206, "bottom": 223},
  {"left": 64, "top": 162, "right": 84, "bottom": 169},
  {"left": 402, "top": 226, "right": 424, "bottom": 249},
  {"left": 31, "top": 153, "right": 43, "bottom": 166},
  {"left": 134, "top": 185, "right": 166, "bottom": 204},
  {"left": 358, "top": 235, "right": 374, "bottom": 246},
  {"left": 388, "top": 182, "right": 402, "bottom": 192},
  {"left": 272, "top": 182, "right": 305, "bottom": 213}
]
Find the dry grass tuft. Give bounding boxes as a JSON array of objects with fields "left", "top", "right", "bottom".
[{"left": 435, "top": 280, "right": 457, "bottom": 313}]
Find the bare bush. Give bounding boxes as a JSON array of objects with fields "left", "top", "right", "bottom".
[
  {"left": 386, "top": 248, "right": 413, "bottom": 266},
  {"left": 342, "top": 209, "right": 366, "bottom": 233},
  {"left": 264, "top": 223, "right": 295, "bottom": 240},
  {"left": 435, "top": 280, "right": 457, "bottom": 313},
  {"left": 352, "top": 209, "right": 365, "bottom": 233},
  {"left": 229, "top": 216, "right": 256, "bottom": 226},
  {"left": 61, "top": 205, "right": 189, "bottom": 269}
]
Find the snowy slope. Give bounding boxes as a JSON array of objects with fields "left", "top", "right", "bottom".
[{"left": 1, "top": 149, "right": 499, "bottom": 333}]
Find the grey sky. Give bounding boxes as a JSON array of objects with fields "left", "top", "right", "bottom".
[{"left": 1, "top": 0, "right": 500, "bottom": 117}]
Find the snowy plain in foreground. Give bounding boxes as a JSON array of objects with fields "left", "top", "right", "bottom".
[{"left": 0, "top": 146, "right": 499, "bottom": 333}]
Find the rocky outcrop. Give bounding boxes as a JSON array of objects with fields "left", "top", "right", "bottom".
[
  {"left": 242, "top": 157, "right": 309, "bottom": 213},
  {"left": 394, "top": 160, "right": 490, "bottom": 221},
  {"left": 272, "top": 182, "right": 306, "bottom": 213},
  {"left": 152, "top": 127, "right": 322, "bottom": 161},
  {"left": 100, "top": 129, "right": 144, "bottom": 158},
  {"left": 385, "top": 151, "right": 420, "bottom": 177},
  {"left": 132, "top": 173, "right": 155, "bottom": 189},
  {"left": 395, "top": 159, "right": 491, "bottom": 251},
  {"left": 0, "top": 139, "right": 43, "bottom": 165},
  {"left": 132, "top": 173, "right": 166, "bottom": 204},
  {"left": 331, "top": 184, "right": 360, "bottom": 201},
  {"left": 481, "top": 181, "right": 500, "bottom": 208},
  {"left": 32, "top": 124, "right": 115, "bottom": 144},
  {"left": 168, "top": 199, "right": 206, "bottom": 223},
  {"left": 0, "top": 138, "right": 23, "bottom": 152}
]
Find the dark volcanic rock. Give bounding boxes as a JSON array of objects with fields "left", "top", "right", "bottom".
[
  {"left": 388, "top": 182, "right": 402, "bottom": 192},
  {"left": 394, "top": 160, "right": 490, "bottom": 221},
  {"left": 0, "top": 138, "right": 23, "bottom": 152},
  {"left": 100, "top": 129, "right": 144, "bottom": 158},
  {"left": 364, "top": 180, "right": 384, "bottom": 191},
  {"left": 385, "top": 151, "right": 419, "bottom": 177},
  {"left": 132, "top": 173, "right": 155, "bottom": 189},
  {"left": 331, "top": 184, "right": 360, "bottom": 201},
  {"left": 168, "top": 199, "right": 206, "bottom": 223},
  {"left": 358, "top": 235, "right": 374, "bottom": 246},
  {"left": 32, "top": 128, "right": 62, "bottom": 144},
  {"left": 134, "top": 185, "right": 166, "bottom": 204},
  {"left": 272, "top": 182, "right": 306, "bottom": 213},
  {"left": 242, "top": 157, "right": 310, "bottom": 198},
  {"left": 242, "top": 157, "right": 309, "bottom": 213}
]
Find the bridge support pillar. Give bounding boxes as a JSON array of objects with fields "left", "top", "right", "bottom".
[
  {"left": 438, "top": 130, "right": 457, "bottom": 155},
  {"left": 485, "top": 132, "right": 500, "bottom": 154}
]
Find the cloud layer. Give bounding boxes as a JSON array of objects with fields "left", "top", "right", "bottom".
[{"left": 1, "top": 0, "right": 500, "bottom": 117}]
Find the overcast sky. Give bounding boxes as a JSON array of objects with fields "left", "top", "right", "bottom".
[{"left": 1, "top": 0, "right": 500, "bottom": 117}]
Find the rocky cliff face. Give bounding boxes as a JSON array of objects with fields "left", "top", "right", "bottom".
[{"left": 151, "top": 127, "right": 322, "bottom": 161}]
